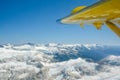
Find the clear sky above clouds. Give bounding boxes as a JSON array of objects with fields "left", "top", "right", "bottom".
[{"left": 0, "top": 0, "right": 120, "bottom": 45}]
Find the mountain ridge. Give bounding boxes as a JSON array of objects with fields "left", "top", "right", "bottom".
[{"left": 0, "top": 43, "right": 120, "bottom": 80}]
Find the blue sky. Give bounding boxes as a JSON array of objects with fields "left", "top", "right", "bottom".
[{"left": 0, "top": 0, "right": 120, "bottom": 45}]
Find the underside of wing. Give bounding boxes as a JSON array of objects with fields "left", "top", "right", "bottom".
[{"left": 59, "top": 0, "right": 120, "bottom": 37}]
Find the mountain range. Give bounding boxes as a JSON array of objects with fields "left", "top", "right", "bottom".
[{"left": 0, "top": 43, "right": 120, "bottom": 80}]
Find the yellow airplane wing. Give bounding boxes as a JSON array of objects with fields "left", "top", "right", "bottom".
[{"left": 59, "top": 0, "right": 120, "bottom": 37}]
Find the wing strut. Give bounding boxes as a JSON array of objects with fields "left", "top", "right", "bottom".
[{"left": 106, "top": 21, "right": 120, "bottom": 37}]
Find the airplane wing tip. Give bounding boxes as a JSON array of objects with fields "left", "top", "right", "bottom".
[{"left": 56, "top": 19, "right": 62, "bottom": 24}]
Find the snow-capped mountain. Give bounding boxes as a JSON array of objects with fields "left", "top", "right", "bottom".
[{"left": 0, "top": 43, "right": 120, "bottom": 80}]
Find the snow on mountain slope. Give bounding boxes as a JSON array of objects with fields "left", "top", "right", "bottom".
[
  {"left": 45, "top": 57, "right": 120, "bottom": 80},
  {"left": 0, "top": 43, "right": 120, "bottom": 80}
]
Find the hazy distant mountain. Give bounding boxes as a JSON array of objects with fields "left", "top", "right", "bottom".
[{"left": 0, "top": 43, "right": 120, "bottom": 80}]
